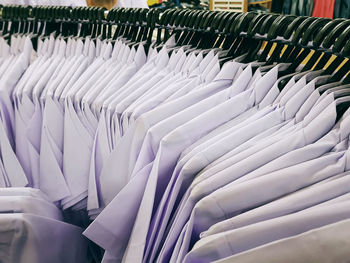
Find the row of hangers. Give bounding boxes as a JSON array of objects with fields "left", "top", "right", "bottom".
[{"left": 0, "top": 5, "right": 350, "bottom": 119}]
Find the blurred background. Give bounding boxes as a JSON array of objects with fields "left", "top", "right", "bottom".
[
  {"left": 87, "top": 0, "right": 117, "bottom": 9},
  {"left": 85, "top": 0, "right": 350, "bottom": 19},
  {"left": 1, "top": 0, "right": 348, "bottom": 18}
]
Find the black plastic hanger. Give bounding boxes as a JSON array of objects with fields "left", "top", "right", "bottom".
[
  {"left": 262, "top": 15, "right": 298, "bottom": 65},
  {"left": 176, "top": 10, "right": 197, "bottom": 46},
  {"left": 212, "top": 12, "right": 238, "bottom": 49},
  {"left": 332, "top": 24, "right": 350, "bottom": 54},
  {"left": 304, "top": 19, "right": 349, "bottom": 72},
  {"left": 223, "top": 12, "right": 258, "bottom": 58}
]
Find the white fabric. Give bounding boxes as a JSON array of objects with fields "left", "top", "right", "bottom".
[
  {"left": 213, "top": 219, "right": 350, "bottom": 263},
  {"left": 0, "top": 214, "right": 87, "bottom": 263}
]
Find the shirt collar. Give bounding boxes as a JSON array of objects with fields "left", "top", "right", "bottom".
[
  {"left": 126, "top": 45, "right": 137, "bottom": 64},
  {"left": 283, "top": 78, "right": 317, "bottom": 120},
  {"left": 201, "top": 53, "right": 219, "bottom": 77},
  {"left": 121, "top": 44, "right": 131, "bottom": 63},
  {"left": 58, "top": 39, "right": 66, "bottom": 57},
  {"left": 227, "top": 64, "right": 253, "bottom": 97},
  {"left": 213, "top": 61, "right": 245, "bottom": 82},
  {"left": 187, "top": 52, "right": 207, "bottom": 77},
  {"left": 22, "top": 37, "right": 33, "bottom": 61},
  {"left": 303, "top": 100, "right": 337, "bottom": 143},
  {"left": 279, "top": 77, "right": 307, "bottom": 106},
  {"left": 65, "top": 37, "right": 72, "bottom": 57},
  {"left": 304, "top": 69, "right": 325, "bottom": 82},
  {"left": 88, "top": 40, "right": 96, "bottom": 62},
  {"left": 247, "top": 66, "right": 262, "bottom": 89},
  {"left": 169, "top": 47, "right": 184, "bottom": 70},
  {"left": 111, "top": 40, "right": 122, "bottom": 60},
  {"left": 252, "top": 64, "right": 281, "bottom": 104},
  {"left": 337, "top": 107, "right": 350, "bottom": 140},
  {"left": 133, "top": 44, "right": 147, "bottom": 68},
  {"left": 199, "top": 50, "right": 215, "bottom": 73},
  {"left": 164, "top": 34, "right": 176, "bottom": 46},
  {"left": 154, "top": 46, "right": 169, "bottom": 69},
  {"left": 102, "top": 41, "right": 113, "bottom": 60},
  {"left": 205, "top": 62, "right": 220, "bottom": 82},
  {"left": 174, "top": 51, "right": 187, "bottom": 74},
  {"left": 304, "top": 92, "right": 335, "bottom": 126},
  {"left": 188, "top": 52, "right": 203, "bottom": 73},
  {"left": 181, "top": 52, "right": 196, "bottom": 74},
  {"left": 0, "top": 38, "right": 10, "bottom": 59},
  {"left": 147, "top": 46, "right": 158, "bottom": 61},
  {"left": 75, "top": 38, "right": 84, "bottom": 57},
  {"left": 95, "top": 38, "right": 103, "bottom": 57},
  {"left": 47, "top": 33, "right": 56, "bottom": 56}
]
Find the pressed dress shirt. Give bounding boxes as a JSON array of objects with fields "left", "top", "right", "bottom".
[
  {"left": 27, "top": 40, "right": 68, "bottom": 201},
  {"left": 87, "top": 42, "right": 156, "bottom": 208},
  {"left": 83, "top": 61, "right": 251, "bottom": 260},
  {"left": 122, "top": 64, "right": 284, "bottom": 263},
  {"left": 152, "top": 73, "right": 316, "bottom": 260},
  {"left": 176, "top": 140, "right": 350, "bottom": 262},
  {"left": 1, "top": 37, "right": 35, "bottom": 188},
  {"left": 40, "top": 39, "right": 89, "bottom": 204},
  {"left": 87, "top": 43, "right": 148, "bottom": 213},
  {"left": 158, "top": 96, "right": 338, "bottom": 262},
  {"left": 0, "top": 187, "right": 49, "bottom": 200},
  {"left": 197, "top": 89, "right": 335, "bottom": 180},
  {"left": 61, "top": 42, "right": 112, "bottom": 208},
  {"left": 86, "top": 55, "right": 228, "bottom": 217},
  {"left": 14, "top": 35, "right": 58, "bottom": 192},
  {"left": 0, "top": 214, "right": 87, "bottom": 263},
  {"left": 3, "top": 25, "right": 350, "bottom": 263},
  {"left": 183, "top": 200, "right": 350, "bottom": 263},
  {"left": 144, "top": 70, "right": 328, "bottom": 262},
  {"left": 36, "top": 38, "right": 78, "bottom": 200},
  {"left": 213, "top": 218, "right": 350, "bottom": 263},
  {"left": 120, "top": 49, "right": 218, "bottom": 133},
  {"left": 95, "top": 58, "right": 241, "bottom": 207},
  {"left": 202, "top": 170, "right": 350, "bottom": 238},
  {"left": 0, "top": 195, "right": 62, "bottom": 220}
]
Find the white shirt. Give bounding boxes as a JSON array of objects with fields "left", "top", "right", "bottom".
[
  {"left": 177, "top": 145, "right": 350, "bottom": 262},
  {"left": 123, "top": 64, "right": 284, "bottom": 263},
  {"left": 83, "top": 60, "right": 250, "bottom": 257},
  {"left": 0, "top": 213, "right": 87, "bottom": 263},
  {"left": 158, "top": 97, "right": 338, "bottom": 263},
  {"left": 214, "top": 218, "right": 350, "bottom": 263},
  {"left": 184, "top": 200, "right": 350, "bottom": 263},
  {"left": 0, "top": 195, "right": 62, "bottom": 220},
  {"left": 203, "top": 170, "right": 350, "bottom": 237}
]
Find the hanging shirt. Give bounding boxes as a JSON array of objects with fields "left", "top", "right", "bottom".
[
  {"left": 95, "top": 54, "right": 229, "bottom": 208},
  {"left": 40, "top": 39, "right": 88, "bottom": 203},
  {"left": 0, "top": 196, "right": 62, "bottom": 220},
  {"left": 158, "top": 97, "right": 339, "bottom": 263},
  {"left": 214, "top": 218, "right": 350, "bottom": 263},
  {"left": 0, "top": 187, "right": 49, "bottom": 200},
  {"left": 177, "top": 142, "right": 350, "bottom": 263},
  {"left": 145, "top": 71, "right": 328, "bottom": 262},
  {"left": 0, "top": 214, "right": 87, "bottom": 263},
  {"left": 202, "top": 171, "right": 350, "bottom": 238},
  {"left": 83, "top": 60, "right": 250, "bottom": 258},
  {"left": 183, "top": 200, "right": 350, "bottom": 263}
]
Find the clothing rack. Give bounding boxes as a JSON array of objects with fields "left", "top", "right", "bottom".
[
  {"left": 1, "top": 5, "right": 350, "bottom": 61},
  {"left": 1, "top": 4, "right": 350, "bottom": 263}
]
